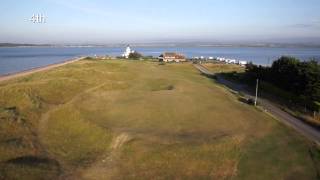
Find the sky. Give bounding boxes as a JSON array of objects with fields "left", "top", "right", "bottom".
[{"left": 1, "top": 0, "right": 320, "bottom": 44}]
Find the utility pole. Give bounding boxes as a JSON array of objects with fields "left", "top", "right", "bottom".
[{"left": 255, "top": 79, "right": 259, "bottom": 106}]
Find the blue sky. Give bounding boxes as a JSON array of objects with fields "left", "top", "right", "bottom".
[{"left": 1, "top": 0, "right": 320, "bottom": 44}]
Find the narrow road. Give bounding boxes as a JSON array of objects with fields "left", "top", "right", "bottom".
[{"left": 194, "top": 64, "right": 320, "bottom": 145}]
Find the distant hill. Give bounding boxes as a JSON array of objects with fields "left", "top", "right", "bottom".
[{"left": 0, "top": 43, "right": 51, "bottom": 47}]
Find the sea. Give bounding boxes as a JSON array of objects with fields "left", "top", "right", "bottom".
[{"left": 0, "top": 46, "right": 320, "bottom": 76}]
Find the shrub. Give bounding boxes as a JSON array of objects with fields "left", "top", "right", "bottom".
[
  {"left": 247, "top": 98, "right": 255, "bottom": 105},
  {"left": 129, "top": 52, "right": 143, "bottom": 59},
  {"left": 84, "top": 57, "right": 94, "bottom": 60}
]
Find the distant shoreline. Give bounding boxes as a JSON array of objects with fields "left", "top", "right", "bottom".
[
  {"left": 0, "top": 57, "right": 84, "bottom": 82},
  {"left": 1, "top": 43, "right": 320, "bottom": 48}
]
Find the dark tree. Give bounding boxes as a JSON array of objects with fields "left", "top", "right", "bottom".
[
  {"left": 128, "top": 52, "right": 143, "bottom": 59},
  {"left": 244, "top": 56, "right": 320, "bottom": 111}
]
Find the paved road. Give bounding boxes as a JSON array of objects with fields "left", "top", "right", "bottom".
[{"left": 194, "top": 64, "right": 320, "bottom": 145}]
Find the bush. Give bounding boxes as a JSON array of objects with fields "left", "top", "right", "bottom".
[
  {"left": 84, "top": 57, "right": 94, "bottom": 60},
  {"left": 247, "top": 98, "right": 255, "bottom": 105},
  {"left": 129, "top": 52, "right": 143, "bottom": 59}
]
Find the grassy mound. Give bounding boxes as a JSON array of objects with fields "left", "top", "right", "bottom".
[{"left": 0, "top": 59, "right": 319, "bottom": 179}]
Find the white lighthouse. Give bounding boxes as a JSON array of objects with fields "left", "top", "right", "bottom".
[{"left": 122, "top": 45, "right": 134, "bottom": 59}]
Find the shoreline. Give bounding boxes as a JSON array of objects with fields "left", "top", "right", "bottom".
[{"left": 0, "top": 57, "right": 85, "bottom": 82}]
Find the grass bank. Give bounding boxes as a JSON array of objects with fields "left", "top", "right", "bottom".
[
  {"left": 203, "top": 63, "right": 320, "bottom": 128},
  {"left": 0, "top": 59, "right": 319, "bottom": 179}
]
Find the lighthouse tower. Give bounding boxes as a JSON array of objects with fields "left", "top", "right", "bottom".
[{"left": 122, "top": 45, "right": 134, "bottom": 58}]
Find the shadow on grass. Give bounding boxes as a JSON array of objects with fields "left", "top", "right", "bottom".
[
  {"left": 6, "top": 156, "right": 60, "bottom": 168},
  {"left": 1, "top": 156, "right": 62, "bottom": 180}
]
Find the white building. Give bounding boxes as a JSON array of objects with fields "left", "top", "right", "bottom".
[
  {"left": 226, "top": 59, "right": 237, "bottom": 64},
  {"left": 122, "top": 45, "right": 135, "bottom": 58},
  {"left": 217, "top": 57, "right": 226, "bottom": 62},
  {"left": 239, "top": 60, "right": 248, "bottom": 66}
]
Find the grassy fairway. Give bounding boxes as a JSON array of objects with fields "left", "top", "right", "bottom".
[{"left": 0, "top": 59, "right": 319, "bottom": 179}]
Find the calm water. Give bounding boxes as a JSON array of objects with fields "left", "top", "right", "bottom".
[{"left": 0, "top": 46, "right": 320, "bottom": 75}]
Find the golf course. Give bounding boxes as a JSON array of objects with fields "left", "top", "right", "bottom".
[{"left": 0, "top": 59, "right": 319, "bottom": 179}]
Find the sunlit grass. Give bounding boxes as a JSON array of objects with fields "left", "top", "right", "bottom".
[
  {"left": 203, "top": 63, "right": 245, "bottom": 73},
  {"left": 0, "top": 59, "right": 319, "bottom": 179}
]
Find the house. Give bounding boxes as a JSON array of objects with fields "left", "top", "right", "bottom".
[
  {"left": 158, "top": 52, "right": 186, "bottom": 62},
  {"left": 122, "top": 45, "right": 135, "bottom": 58}
]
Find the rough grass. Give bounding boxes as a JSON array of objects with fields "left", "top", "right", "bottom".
[
  {"left": 0, "top": 59, "right": 319, "bottom": 179},
  {"left": 42, "top": 106, "right": 112, "bottom": 166},
  {"left": 203, "top": 63, "right": 245, "bottom": 73}
]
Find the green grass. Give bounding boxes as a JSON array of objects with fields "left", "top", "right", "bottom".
[
  {"left": 205, "top": 63, "right": 320, "bottom": 128},
  {"left": 0, "top": 59, "right": 319, "bottom": 179},
  {"left": 203, "top": 63, "right": 245, "bottom": 73},
  {"left": 43, "top": 105, "right": 112, "bottom": 166}
]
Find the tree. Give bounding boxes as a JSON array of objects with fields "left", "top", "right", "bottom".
[
  {"left": 270, "top": 56, "right": 300, "bottom": 93},
  {"left": 128, "top": 52, "right": 143, "bottom": 59},
  {"left": 314, "top": 101, "right": 320, "bottom": 113},
  {"left": 244, "top": 56, "right": 320, "bottom": 111}
]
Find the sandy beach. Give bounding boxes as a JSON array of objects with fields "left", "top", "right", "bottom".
[{"left": 0, "top": 57, "right": 84, "bottom": 82}]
